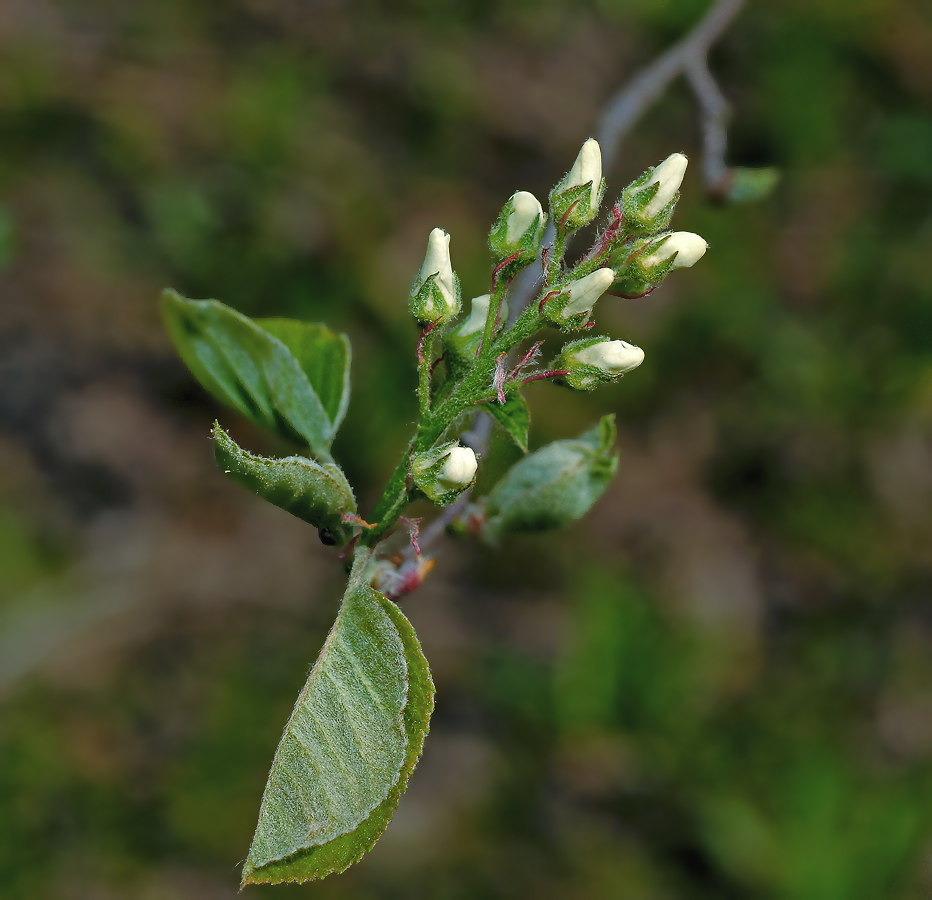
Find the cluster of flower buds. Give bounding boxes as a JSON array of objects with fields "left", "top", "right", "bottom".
[
  {"left": 411, "top": 442, "right": 478, "bottom": 504},
  {"left": 408, "top": 227, "right": 461, "bottom": 325},
  {"left": 552, "top": 336, "right": 645, "bottom": 390}
]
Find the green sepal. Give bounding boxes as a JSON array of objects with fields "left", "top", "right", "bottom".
[
  {"left": 482, "top": 414, "right": 618, "bottom": 535},
  {"left": 539, "top": 287, "right": 593, "bottom": 332},
  {"left": 213, "top": 424, "right": 356, "bottom": 546},
  {"left": 484, "top": 392, "right": 530, "bottom": 453},
  {"left": 608, "top": 236, "right": 678, "bottom": 298},
  {"left": 411, "top": 441, "right": 477, "bottom": 505},
  {"left": 161, "top": 290, "right": 339, "bottom": 456},
  {"left": 620, "top": 169, "right": 677, "bottom": 235},
  {"left": 488, "top": 194, "right": 544, "bottom": 264},
  {"left": 408, "top": 272, "right": 462, "bottom": 326},
  {"left": 549, "top": 179, "right": 605, "bottom": 233},
  {"left": 241, "top": 550, "right": 434, "bottom": 886},
  {"left": 254, "top": 318, "right": 352, "bottom": 434}
]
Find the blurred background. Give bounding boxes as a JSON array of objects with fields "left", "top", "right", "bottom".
[{"left": 2, "top": 0, "right": 932, "bottom": 897}]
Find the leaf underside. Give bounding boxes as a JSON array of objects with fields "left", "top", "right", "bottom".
[
  {"left": 241, "top": 553, "right": 434, "bottom": 886},
  {"left": 485, "top": 392, "right": 530, "bottom": 453},
  {"left": 213, "top": 424, "right": 356, "bottom": 544},
  {"left": 161, "top": 291, "right": 348, "bottom": 456},
  {"left": 485, "top": 413, "right": 618, "bottom": 533}
]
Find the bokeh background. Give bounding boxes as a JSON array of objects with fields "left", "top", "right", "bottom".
[{"left": 2, "top": 0, "right": 932, "bottom": 897}]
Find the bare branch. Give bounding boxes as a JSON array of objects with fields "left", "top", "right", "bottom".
[
  {"left": 596, "top": 0, "right": 745, "bottom": 177},
  {"left": 685, "top": 58, "right": 732, "bottom": 194}
]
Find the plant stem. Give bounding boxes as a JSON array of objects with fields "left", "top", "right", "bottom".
[{"left": 362, "top": 300, "right": 544, "bottom": 548}]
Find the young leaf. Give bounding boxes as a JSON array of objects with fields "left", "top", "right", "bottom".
[
  {"left": 483, "top": 414, "right": 618, "bottom": 534},
  {"left": 256, "top": 318, "right": 352, "bottom": 433},
  {"left": 484, "top": 392, "right": 530, "bottom": 453},
  {"left": 213, "top": 424, "right": 356, "bottom": 546},
  {"left": 244, "top": 589, "right": 434, "bottom": 885},
  {"left": 241, "top": 550, "right": 434, "bottom": 886},
  {"left": 161, "top": 290, "right": 335, "bottom": 456}
]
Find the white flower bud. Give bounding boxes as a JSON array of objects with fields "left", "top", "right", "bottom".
[
  {"left": 563, "top": 138, "right": 603, "bottom": 213},
  {"left": 561, "top": 267, "right": 615, "bottom": 319},
  {"left": 505, "top": 191, "right": 544, "bottom": 244},
  {"left": 553, "top": 336, "right": 644, "bottom": 390},
  {"left": 419, "top": 227, "right": 456, "bottom": 305},
  {"left": 412, "top": 442, "right": 478, "bottom": 502},
  {"left": 409, "top": 227, "right": 460, "bottom": 323},
  {"left": 643, "top": 152, "right": 688, "bottom": 218},
  {"left": 436, "top": 446, "right": 478, "bottom": 492},
  {"left": 573, "top": 339, "right": 645, "bottom": 374},
  {"left": 640, "top": 231, "right": 708, "bottom": 269},
  {"left": 459, "top": 294, "right": 491, "bottom": 337}
]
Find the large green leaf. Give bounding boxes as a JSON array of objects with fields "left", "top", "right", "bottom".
[
  {"left": 161, "top": 290, "right": 336, "bottom": 456},
  {"left": 241, "top": 550, "right": 434, "bottom": 885},
  {"left": 256, "top": 318, "right": 351, "bottom": 433},
  {"left": 243, "top": 587, "right": 434, "bottom": 885},
  {"left": 483, "top": 414, "right": 618, "bottom": 534},
  {"left": 213, "top": 424, "right": 356, "bottom": 546},
  {"left": 484, "top": 392, "right": 530, "bottom": 453}
]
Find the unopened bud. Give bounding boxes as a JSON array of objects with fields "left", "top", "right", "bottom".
[
  {"left": 639, "top": 231, "right": 707, "bottom": 269},
  {"left": 542, "top": 267, "right": 615, "bottom": 327},
  {"left": 643, "top": 153, "right": 688, "bottom": 218},
  {"left": 459, "top": 293, "right": 492, "bottom": 337},
  {"left": 554, "top": 336, "right": 645, "bottom": 390},
  {"left": 437, "top": 446, "right": 478, "bottom": 491},
  {"left": 412, "top": 442, "right": 478, "bottom": 504},
  {"left": 550, "top": 138, "right": 605, "bottom": 232},
  {"left": 408, "top": 227, "right": 461, "bottom": 325},
  {"left": 444, "top": 294, "right": 508, "bottom": 376},
  {"left": 489, "top": 190, "right": 545, "bottom": 263},
  {"left": 622, "top": 152, "right": 688, "bottom": 233},
  {"left": 609, "top": 231, "right": 707, "bottom": 297}
]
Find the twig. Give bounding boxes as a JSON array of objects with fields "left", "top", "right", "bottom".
[
  {"left": 596, "top": 0, "right": 745, "bottom": 179},
  {"left": 685, "top": 57, "right": 732, "bottom": 194}
]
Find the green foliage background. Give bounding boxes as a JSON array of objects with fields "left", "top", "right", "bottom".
[{"left": 1, "top": 0, "right": 932, "bottom": 897}]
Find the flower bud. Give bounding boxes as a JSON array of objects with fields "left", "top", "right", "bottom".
[
  {"left": 550, "top": 138, "right": 605, "bottom": 232},
  {"left": 542, "top": 267, "right": 615, "bottom": 328},
  {"left": 437, "top": 446, "right": 478, "bottom": 491},
  {"left": 408, "top": 227, "right": 461, "bottom": 325},
  {"left": 609, "top": 231, "right": 707, "bottom": 297},
  {"left": 489, "top": 191, "right": 545, "bottom": 262},
  {"left": 621, "top": 152, "right": 688, "bottom": 233},
  {"left": 412, "top": 442, "right": 478, "bottom": 504},
  {"left": 443, "top": 293, "right": 507, "bottom": 376},
  {"left": 639, "top": 231, "right": 707, "bottom": 269},
  {"left": 553, "top": 336, "right": 645, "bottom": 390}
]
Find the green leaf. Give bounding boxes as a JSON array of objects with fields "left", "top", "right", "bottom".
[
  {"left": 256, "top": 318, "right": 351, "bottom": 433},
  {"left": 213, "top": 424, "right": 356, "bottom": 545},
  {"left": 483, "top": 414, "right": 618, "bottom": 534},
  {"left": 160, "top": 290, "right": 335, "bottom": 456},
  {"left": 241, "top": 550, "right": 434, "bottom": 886},
  {"left": 484, "top": 392, "right": 530, "bottom": 453}
]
